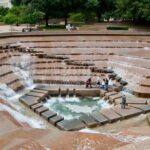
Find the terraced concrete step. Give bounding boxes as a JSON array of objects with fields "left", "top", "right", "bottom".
[
  {"left": 26, "top": 91, "right": 47, "bottom": 100},
  {"left": 115, "top": 98, "right": 148, "bottom": 105},
  {"left": 19, "top": 95, "right": 40, "bottom": 107},
  {"left": 31, "top": 89, "right": 49, "bottom": 95},
  {"left": 8, "top": 80, "right": 24, "bottom": 91},
  {"left": 57, "top": 119, "right": 85, "bottom": 131},
  {"left": 79, "top": 114, "right": 99, "bottom": 127},
  {"left": 129, "top": 104, "right": 150, "bottom": 113},
  {"left": 49, "top": 115, "right": 64, "bottom": 126},
  {"left": 100, "top": 108, "right": 122, "bottom": 122},
  {"left": 30, "top": 102, "right": 43, "bottom": 111},
  {"left": 105, "top": 92, "right": 118, "bottom": 99},
  {"left": 35, "top": 106, "right": 49, "bottom": 115},
  {"left": 112, "top": 105, "right": 142, "bottom": 119},
  {"left": 41, "top": 110, "right": 57, "bottom": 120},
  {"left": 100, "top": 89, "right": 109, "bottom": 97},
  {"left": 109, "top": 93, "right": 122, "bottom": 103},
  {"left": 90, "top": 111, "right": 109, "bottom": 124}
]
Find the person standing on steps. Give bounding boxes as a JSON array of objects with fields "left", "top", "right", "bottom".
[
  {"left": 121, "top": 95, "right": 126, "bottom": 109},
  {"left": 86, "top": 77, "right": 92, "bottom": 88}
]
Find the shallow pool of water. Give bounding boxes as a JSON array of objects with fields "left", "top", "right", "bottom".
[{"left": 44, "top": 97, "right": 110, "bottom": 119}]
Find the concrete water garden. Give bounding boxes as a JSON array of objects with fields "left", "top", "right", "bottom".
[{"left": 0, "top": 30, "right": 150, "bottom": 149}]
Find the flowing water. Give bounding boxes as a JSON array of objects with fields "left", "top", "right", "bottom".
[{"left": 44, "top": 97, "right": 110, "bottom": 120}]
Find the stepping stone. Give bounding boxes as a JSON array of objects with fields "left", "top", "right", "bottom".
[
  {"left": 105, "top": 92, "right": 118, "bottom": 99},
  {"left": 49, "top": 115, "right": 64, "bottom": 126},
  {"left": 26, "top": 92, "right": 46, "bottom": 100},
  {"left": 129, "top": 104, "right": 150, "bottom": 113},
  {"left": 41, "top": 110, "right": 57, "bottom": 120},
  {"left": 19, "top": 96, "right": 39, "bottom": 107},
  {"left": 31, "top": 89, "right": 49, "bottom": 95},
  {"left": 79, "top": 114, "right": 98, "bottom": 127},
  {"left": 35, "top": 106, "right": 49, "bottom": 115},
  {"left": 57, "top": 119, "right": 85, "bottom": 131},
  {"left": 109, "top": 93, "right": 122, "bottom": 103},
  {"left": 112, "top": 105, "right": 142, "bottom": 119},
  {"left": 100, "top": 89, "right": 109, "bottom": 97},
  {"left": 35, "top": 86, "right": 59, "bottom": 96},
  {"left": 30, "top": 102, "right": 43, "bottom": 111},
  {"left": 90, "top": 111, "right": 109, "bottom": 124},
  {"left": 19, "top": 95, "right": 40, "bottom": 103},
  {"left": 100, "top": 108, "right": 122, "bottom": 122}
]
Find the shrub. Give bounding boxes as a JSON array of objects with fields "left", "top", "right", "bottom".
[{"left": 107, "top": 26, "right": 129, "bottom": 30}]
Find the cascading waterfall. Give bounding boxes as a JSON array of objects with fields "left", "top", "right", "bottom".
[{"left": 14, "top": 53, "right": 34, "bottom": 88}]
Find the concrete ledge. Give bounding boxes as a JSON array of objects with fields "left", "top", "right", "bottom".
[
  {"left": 31, "top": 103, "right": 43, "bottom": 111},
  {"left": 49, "top": 115, "right": 64, "bottom": 126},
  {"left": 100, "top": 108, "right": 122, "bottom": 122},
  {"left": 112, "top": 105, "right": 142, "bottom": 119},
  {"left": 129, "top": 104, "right": 150, "bottom": 113},
  {"left": 109, "top": 94, "right": 122, "bottom": 103},
  {"left": 79, "top": 114, "right": 99, "bottom": 127},
  {"left": 19, "top": 95, "right": 40, "bottom": 107},
  {"left": 76, "top": 89, "right": 100, "bottom": 97},
  {"left": 90, "top": 111, "right": 109, "bottom": 124},
  {"left": 35, "top": 106, "right": 49, "bottom": 115},
  {"left": 57, "top": 119, "right": 85, "bottom": 131},
  {"left": 100, "top": 89, "right": 109, "bottom": 97},
  {"left": 105, "top": 92, "right": 118, "bottom": 99},
  {"left": 41, "top": 110, "right": 57, "bottom": 120}
]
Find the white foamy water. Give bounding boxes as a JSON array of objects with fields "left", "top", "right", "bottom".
[
  {"left": 104, "top": 132, "right": 150, "bottom": 143},
  {"left": 144, "top": 47, "right": 150, "bottom": 51},
  {"left": 44, "top": 97, "right": 110, "bottom": 119},
  {"left": 0, "top": 103, "right": 47, "bottom": 128},
  {"left": 0, "top": 83, "right": 16, "bottom": 98},
  {"left": 79, "top": 129, "right": 150, "bottom": 144}
]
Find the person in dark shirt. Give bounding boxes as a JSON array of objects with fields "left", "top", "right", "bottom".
[{"left": 121, "top": 95, "right": 126, "bottom": 109}]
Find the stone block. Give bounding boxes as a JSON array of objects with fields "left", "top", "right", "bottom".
[
  {"left": 57, "top": 119, "right": 85, "bottom": 131},
  {"left": 19, "top": 95, "right": 39, "bottom": 107},
  {"left": 105, "top": 92, "right": 118, "bottom": 99},
  {"left": 31, "top": 102, "right": 43, "bottom": 111},
  {"left": 26, "top": 92, "right": 46, "bottom": 100},
  {"left": 112, "top": 105, "right": 142, "bottom": 119},
  {"left": 76, "top": 89, "right": 100, "bottom": 97},
  {"left": 19, "top": 95, "right": 40, "bottom": 103},
  {"left": 109, "top": 94, "right": 122, "bottom": 103},
  {"left": 49, "top": 115, "right": 64, "bottom": 126},
  {"left": 90, "top": 111, "right": 109, "bottom": 124},
  {"left": 35, "top": 106, "right": 49, "bottom": 115},
  {"left": 79, "top": 114, "right": 98, "bottom": 127},
  {"left": 100, "top": 108, "right": 122, "bottom": 122},
  {"left": 31, "top": 89, "right": 49, "bottom": 95},
  {"left": 41, "top": 110, "right": 57, "bottom": 120},
  {"left": 100, "top": 89, "right": 108, "bottom": 97}
]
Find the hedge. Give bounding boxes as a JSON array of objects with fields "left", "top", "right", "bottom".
[{"left": 107, "top": 26, "right": 129, "bottom": 30}]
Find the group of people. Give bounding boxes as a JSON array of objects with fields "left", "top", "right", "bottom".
[
  {"left": 85, "top": 75, "right": 127, "bottom": 109},
  {"left": 85, "top": 75, "right": 114, "bottom": 91}
]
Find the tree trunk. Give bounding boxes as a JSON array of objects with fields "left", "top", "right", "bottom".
[
  {"left": 45, "top": 15, "right": 49, "bottom": 27},
  {"left": 97, "top": 12, "right": 101, "bottom": 23},
  {"left": 64, "top": 16, "right": 68, "bottom": 26}
]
